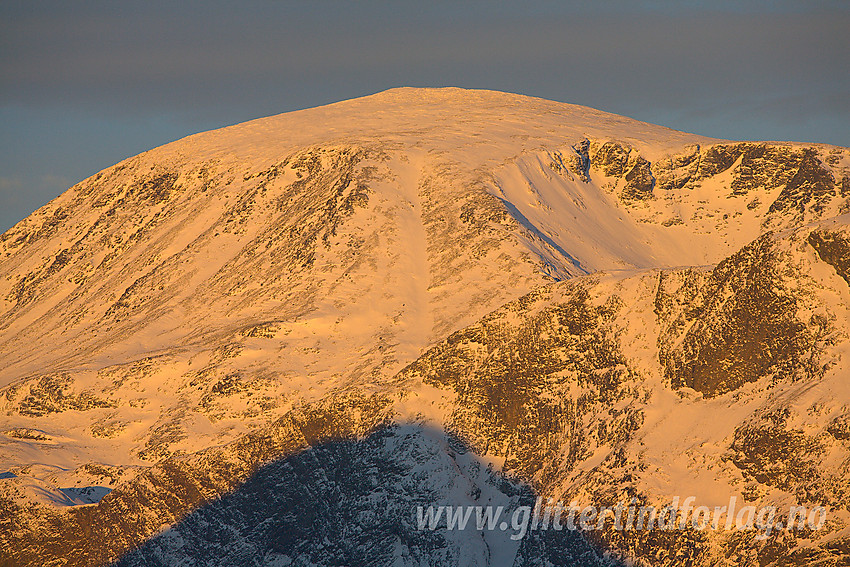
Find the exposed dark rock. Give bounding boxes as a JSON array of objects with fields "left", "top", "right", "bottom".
[
  {"left": 589, "top": 141, "right": 654, "bottom": 201},
  {"left": 653, "top": 143, "right": 843, "bottom": 222},
  {"left": 127, "top": 172, "right": 179, "bottom": 205},
  {"left": 697, "top": 144, "right": 741, "bottom": 178},
  {"left": 590, "top": 141, "right": 631, "bottom": 178},
  {"left": 808, "top": 228, "right": 850, "bottom": 285},
  {"left": 568, "top": 138, "right": 591, "bottom": 182},
  {"left": 827, "top": 413, "right": 850, "bottom": 441},
  {"left": 1, "top": 428, "right": 50, "bottom": 441},
  {"left": 729, "top": 419, "right": 826, "bottom": 502},
  {"left": 5, "top": 248, "right": 75, "bottom": 306},
  {"left": 621, "top": 155, "right": 654, "bottom": 201},
  {"left": 137, "top": 419, "right": 187, "bottom": 461},
  {"left": 654, "top": 144, "right": 700, "bottom": 191},
  {"left": 590, "top": 520, "right": 710, "bottom": 567},
  {"left": 400, "top": 281, "right": 638, "bottom": 485},
  {"left": 89, "top": 421, "right": 128, "bottom": 439},
  {"left": 729, "top": 144, "right": 800, "bottom": 196},
  {"left": 661, "top": 217, "right": 683, "bottom": 227},
  {"left": 768, "top": 149, "right": 836, "bottom": 215},
  {"left": 6, "top": 374, "right": 115, "bottom": 417},
  {"left": 658, "top": 234, "right": 821, "bottom": 397}
]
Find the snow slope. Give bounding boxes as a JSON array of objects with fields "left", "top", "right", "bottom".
[{"left": 1, "top": 87, "right": 849, "bottom": 566}]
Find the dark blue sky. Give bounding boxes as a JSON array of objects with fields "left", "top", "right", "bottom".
[{"left": 1, "top": 0, "right": 848, "bottom": 233}]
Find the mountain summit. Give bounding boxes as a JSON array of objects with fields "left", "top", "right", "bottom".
[{"left": 1, "top": 88, "right": 849, "bottom": 566}]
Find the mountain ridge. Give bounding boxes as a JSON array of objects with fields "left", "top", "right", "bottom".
[{"left": 1, "top": 88, "right": 849, "bottom": 566}]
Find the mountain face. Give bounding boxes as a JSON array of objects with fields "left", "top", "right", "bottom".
[{"left": 1, "top": 88, "right": 849, "bottom": 566}]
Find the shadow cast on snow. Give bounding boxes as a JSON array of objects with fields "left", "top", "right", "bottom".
[{"left": 113, "top": 423, "right": 622, "bottom": 567}]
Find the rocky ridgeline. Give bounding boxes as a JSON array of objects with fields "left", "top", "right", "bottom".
[
  {"left": 395, "top": 218, "right": 850, "bottom": 566},
  {"left": 584, "top": 139, "right": 849, "bottom": 219}
]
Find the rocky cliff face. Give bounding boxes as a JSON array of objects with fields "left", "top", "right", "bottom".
[
  {"left": 394, "top": 216, "right": 850, "bottom": 566},
  {"left": 1, "top": 88, "right": 849, "bottom": 566}
]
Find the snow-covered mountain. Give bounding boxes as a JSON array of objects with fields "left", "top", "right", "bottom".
[{"left": 1, "top": 88, "right": 848, "bottom": 566}]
